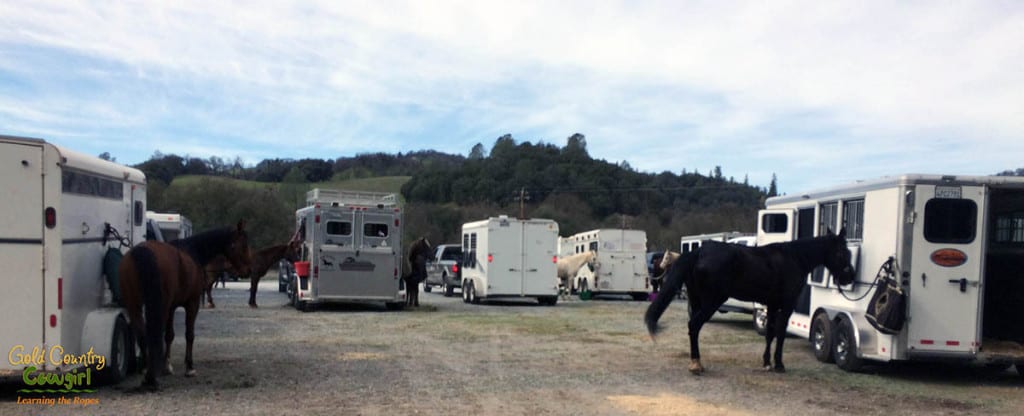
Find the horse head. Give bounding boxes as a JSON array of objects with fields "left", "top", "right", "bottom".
[
  {"left": 825, "top": 228, "right": 856, "bottom": 285},
  {"left": 225, "top": 219, "right": 253, "bottom": 278},
  {"left": 284, "top": 240, "right": 302, "bottom": 263}
]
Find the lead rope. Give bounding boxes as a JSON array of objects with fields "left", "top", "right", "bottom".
[{"left": 838, "top": 256, "right": 897, "bottom": 302}]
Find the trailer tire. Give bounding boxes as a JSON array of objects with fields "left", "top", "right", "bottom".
[
  {"left": 467, "top": 281, "right": 479, "bottom": 304},
  {"left": 811, "top": 312, "right": 834, "bottom": 363},
  {"left": 462, "top": 282, "right": 470, "bottom": 303},
  {"left": 753, "top": 307, "right": 768, "bottom": 336},
  {"left": 100, "top": 315, "right": 133, "bottom": 384},
  {"left": 834, "top": 316, "right": 863, "bottom": 372}
]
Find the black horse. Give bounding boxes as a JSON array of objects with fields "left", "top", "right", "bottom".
[
  {"left": 645, "top": 229, "right": 855, "bottom": 374},
  {"left": 402, "top": 237, "right": 432, "bottom": 307}
]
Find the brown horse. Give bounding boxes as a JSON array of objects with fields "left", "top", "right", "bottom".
[
  {"left": 202, "top": 241, "right": 301, "bottom": 308},
  {"left": 119, "top": 220, "right": 252, "bottom": 390},
  {"left": 402, "top": 237, "right": 432, "bottom": 307}
]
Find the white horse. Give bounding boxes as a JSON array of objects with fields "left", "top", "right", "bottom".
[{"left": 556, "top": 251, "right": 597, "bottom": 292}]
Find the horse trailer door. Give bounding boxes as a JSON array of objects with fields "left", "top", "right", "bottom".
[
  {"left": 521, "top": 221, "right": 557, "bottom": 296},
  {"left": 757, "top": 209, "right": 796, "bottom": 245},
  {"left": 0, "top": 142, "right": 45, "bottom": 371},
  {"left": 488, "top": 220, "right": 523, "bottom": 296},
  {"left": 907, "top": 184, "right": 985, "bottom": 354}
]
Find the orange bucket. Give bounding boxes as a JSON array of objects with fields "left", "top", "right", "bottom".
[{"left": 294, "top": 261, "right": 310, "bottom": 277}]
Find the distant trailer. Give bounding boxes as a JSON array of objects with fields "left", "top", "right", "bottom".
[
  {"left": 678, "top": 231, "right": 749, "bottom": 254},
  {"left": 290, "top": 189, "right": 405, "bottom": 311},
  {"left": 460, "top": 216, "right": 560, "bottom": 306},
  {"left": 145, "top": 211, "right": 193, "bottom": 241},
  {"left": 0, "top": 135, "right": 146, "bottom": 384},
  {"left": 563, "top": 229, "right": 649, "bottom": 300}
]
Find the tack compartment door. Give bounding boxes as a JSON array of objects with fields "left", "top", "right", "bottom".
[
  {"left": 907, "top": 184, "right": 985, "bottom": 354},
  {"left": 0, "top": 142, "right": 44, "bottom": 371},
  {"left": 521, "top": 221, "right": 558, "bottom": 296}
]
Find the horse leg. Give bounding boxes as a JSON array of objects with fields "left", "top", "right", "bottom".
[
  {"left": 772, "top": 307, "right": 795, "bottom": 372},
  {"left": 163, "top": 311, "right": 175, "bottom": 375},
  {"left": 762, "top": 306, "right": 778, "bottom": 370},
  {"left": 687, "top": 301, "right": 724, "bottom": 375},
  {"left": 184, "top": 300, "right": 199, "bottom": 377},
  {"left": 249, "top": 274, "right": 259, "bottom": 308}
]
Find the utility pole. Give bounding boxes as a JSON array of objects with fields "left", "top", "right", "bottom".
[{"left": 514, "top": 187, "right": 531, "bottom": 219}]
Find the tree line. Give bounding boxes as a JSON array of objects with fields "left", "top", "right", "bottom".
[{"left": 131, "top": 133, "right": 777, "bottom": 253}]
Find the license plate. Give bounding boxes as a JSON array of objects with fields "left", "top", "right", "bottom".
[{"left": 935, "top": 186, "right": 962, "bottom": 199}]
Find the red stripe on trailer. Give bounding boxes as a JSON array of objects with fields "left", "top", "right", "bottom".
[
  {"left": 58, "top": 277, "right": 63, "bottom": 309},
  {"left": 921, "top": 339, "right": 934, "bottom": 345},
  {"left": 49, "top": 315, "right": 56, "bottom": 328},
  {"left": 946, "top": 341, "right": 960, "bottom": 346}
]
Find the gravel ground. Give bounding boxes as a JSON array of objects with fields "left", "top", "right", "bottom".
[{"left": 4, "top": 277, "right": 1024, "bottom": 415}]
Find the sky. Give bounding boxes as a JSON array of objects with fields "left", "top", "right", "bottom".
[{"left": 1, "top": 1, "right": 1022, "bottom": 193}]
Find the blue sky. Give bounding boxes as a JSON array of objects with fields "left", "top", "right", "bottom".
[{"left": 1, "top": 1, "right": 1022, "bottom": 193}]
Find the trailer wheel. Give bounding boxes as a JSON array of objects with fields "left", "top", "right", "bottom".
[
  {"left": 100, "top": 315, "right": 133, "bottom": 384},
  {"left": 467, "top": 281, "right": 479, "bottom": 304},
  {"left": 753, "top": 307, "right": 768, "bottom": 336},
  {"left": 462, "top": 281, "right": 470, "bottom": 303},
  {"left": 811, "top": 312, "right": 834, "bottom": 363},
  {"left": 834, "top": 316, "right": 863, "bottom": 372}
]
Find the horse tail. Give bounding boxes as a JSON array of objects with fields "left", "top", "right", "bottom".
[
  {"left": 645, "top": 250, "right": 697, "bottom": 338},
  {"left": 132, "top": 245, "right": 165, "bottom": 382}
]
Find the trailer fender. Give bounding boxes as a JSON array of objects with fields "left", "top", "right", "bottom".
[{"left": 80, "top": 308, "right": 125, "bottom": 362}]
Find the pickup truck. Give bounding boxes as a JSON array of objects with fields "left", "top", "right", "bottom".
[{"left": 424, "top": 244, "right": 462, "bottom": 297}]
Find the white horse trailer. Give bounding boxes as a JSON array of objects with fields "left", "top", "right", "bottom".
[
  {"left": 291, "top": 189, "right": 405, "bottom": 311},
  {"left": 679, "top": 231, "right": 748, "bottom": 254},
  {"left": 758, "top": 174, "right": 1024, "bottom": 374},
  {"left": 564, "top": 229, "right": 649, "bottom": 300},
  {"left": 460, "top": 216, "right": 560, "bottom": 305},
  {"left": 144, "top": 211, "right": 192, "bottom": 241},
  {"left": 0, "top": 135, "right": 146, "bottom": 383}
]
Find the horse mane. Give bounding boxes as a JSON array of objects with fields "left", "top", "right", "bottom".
[
  {"left": 765, "top": 235, "right": 836, "bottom": 275},
  {"left": 172, "top": 227, "right": 240, "bottom": 267}
]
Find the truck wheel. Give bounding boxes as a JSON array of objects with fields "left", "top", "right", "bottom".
[
  {"left": 753, "top": 307, "right": 768, "bottom": 336},
  {"left": 100, "top": 315, "right": 133, "bottom": 383},
  {"left": 834, "top": 316, "right": 863, "bottom": 372},
  {"left": 811, "top": 312, "right": 834, "bottom": 363}
]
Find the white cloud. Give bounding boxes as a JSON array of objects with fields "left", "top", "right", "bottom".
[{"left": 0, "top": 1, "right": 1021, "bottom": 191}]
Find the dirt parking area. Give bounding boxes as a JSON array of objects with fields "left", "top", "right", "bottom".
[{"left": 4, "top": 279, "right": 1024, "bottom": 415}]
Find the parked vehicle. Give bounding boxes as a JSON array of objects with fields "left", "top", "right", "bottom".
[
  {"left": 562, "top": 229, "right": 649, "bottom": 300},
  {"left": 290, "top": 189, "right": 405, "bottom": 311},
  {"left": 425, "top": 244, "right": 462, "bottom": 297},
  {"left": 0, "top": 135, "right": 146, "bottom": 383},
  {"left": 757, "top": 174, "right": 1024, "bottom": 375},
  {"left": 144, "top": 211, "right": 193, "bottom": 241},
  {"left": 460, "top": 216, "right": 560, "bottom": 305}
]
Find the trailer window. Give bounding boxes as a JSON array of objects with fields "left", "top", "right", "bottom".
[
  {"left": 440, "top": 247, "right": 462, "bottom": 261},
  {"left": 842, "top": 200, "right": 864, "bottom": 240},
  {"left": 62, "top": 170, "right": 124, "bottom": 200},
  {"left": 924, "top": 199, "right": 976, "bottom": 244},
  {"left": 134, "top": 201, "right": 144, "bottom": 226},
  {"left": 819, "top": 202, "right": 838, "bottom": 236},
  {"left": 762, "top": 213, "right": 788, "bottom": 233},
  {"left": 589, "top": 242, "right": 598, "bottom": 252},
  {"left": 364, "top": 223, "right": 389, "bottom": 238},
  {"left": 326, "top": 221, "right": 352, "bottom": 236},
  {"left": 994, "top": 213, "right": 1024, "bottom": 243}
]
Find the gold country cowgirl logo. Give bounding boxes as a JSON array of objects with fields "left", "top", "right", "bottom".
[{"left": 8, "top": 345, "right": 106, "bottom": 394}]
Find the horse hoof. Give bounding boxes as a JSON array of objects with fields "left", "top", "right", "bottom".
[
  {"left": 185, "top": 369, "right": 197, "bottom": 377},
  {"left": 763, "top": 365, "right": 773, "bottom": 372},
  {"left": 774, "top": 366, "right": 786, "bottom": 373},
  {"left": 688, "top": 360, "right": 704, "bottom": 375},
  {"left": 249, "top": 303, "right": 258, "bottom": 308}
]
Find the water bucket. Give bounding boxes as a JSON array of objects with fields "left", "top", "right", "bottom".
[{"left": 294, "top": 261, "right": 310, "bottom": 277}]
